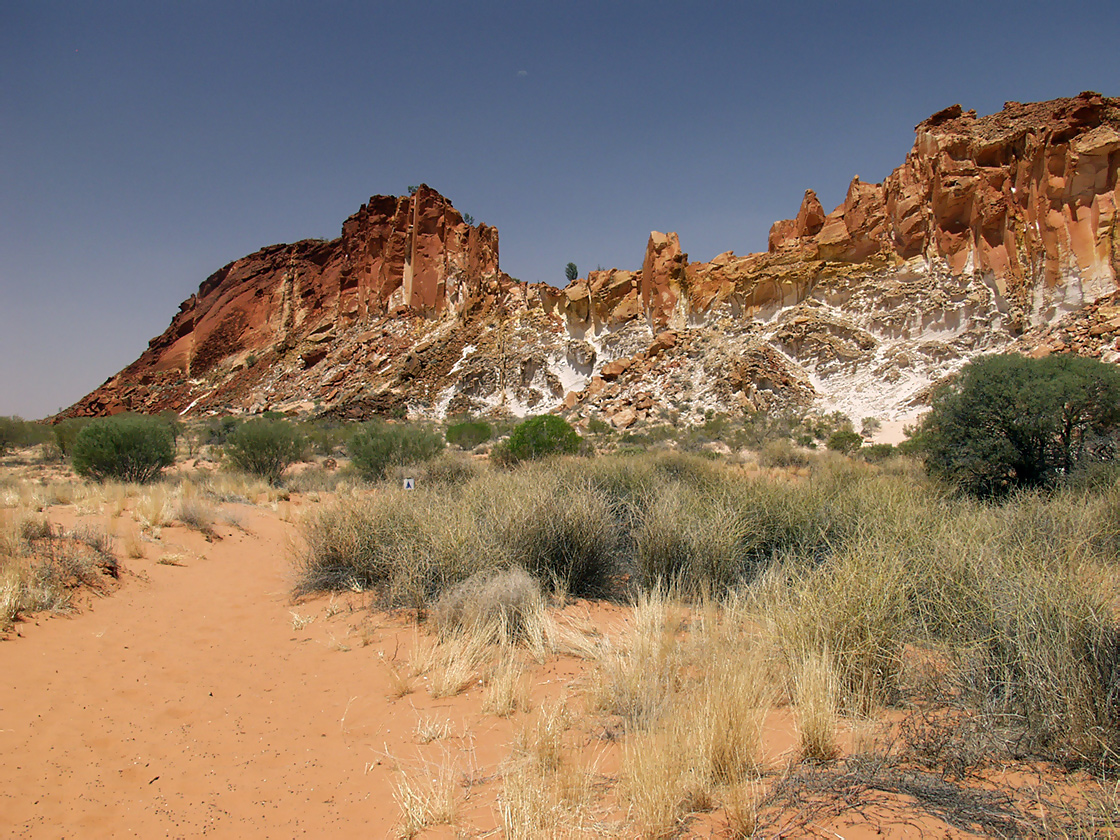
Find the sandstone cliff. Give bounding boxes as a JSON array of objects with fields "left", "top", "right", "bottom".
[{"left": 64, "top": 93, "right": 1120, "bottom": 428}]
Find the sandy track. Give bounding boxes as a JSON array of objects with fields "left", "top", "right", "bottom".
[{"left": 0, "top": 503, "right": 527, "bottom": 838}]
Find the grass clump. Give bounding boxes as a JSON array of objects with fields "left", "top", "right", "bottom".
[
  {"left": 1, "top": 515, "right": 117, "bottom": 629},
  {"left": 431, "top": 566, "right": 544, "bottom": 644}
]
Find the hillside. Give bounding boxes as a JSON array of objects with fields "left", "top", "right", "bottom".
[{"left": 63, "top": 92, "right": 1120, "bottom": 427}]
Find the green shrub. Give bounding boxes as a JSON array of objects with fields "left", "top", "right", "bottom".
[
  {"left": 500, "top": 415, "right": 581, "bottom": 463},
  {"left": 917, "top": 353, "right": 1120, "bottom": 498},
  {"left": 445, "top": 419, "right": 492, "bottom": 450},
  {"left": 52, "top": 417, "right": 91, "bottom": 458},
  {"left": 300, "top": 419, "right": 353, "bottom": 456},
  {"left": 347, "top": 420, "right": 445, "bottom": 481},
  {"left": 71, "top": 414, "right": 176, "bottom": 483},
  {"left": 860, "top": 443, "right": 896, "bottom": 462},
  {"left": 0, "top": 417, "right": 17, "bottom": 455},
  {"left": 224, "top": 418, "right": 306, "bottom": 485},
  {"left": 826, "top": 429, "right": 863, "bottom": 455},
  {"left": 203, "top": 416, "right": 242, "bottom": 446}
]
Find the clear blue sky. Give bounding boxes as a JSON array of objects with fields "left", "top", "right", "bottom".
[{"left": 2, "top": 0, "right": 1118, "bottom": 419}]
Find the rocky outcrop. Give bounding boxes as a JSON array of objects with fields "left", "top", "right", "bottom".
[
  {"left": 766, "top": 92, "right": 1120, "bottom": 329},
  {"left": 63, "top": 94, "right": 1119, "bottom": 428}
]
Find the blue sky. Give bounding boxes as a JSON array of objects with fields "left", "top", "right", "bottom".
[{"left": 2, "top": 0, "right": 1118, "bottom": 419}]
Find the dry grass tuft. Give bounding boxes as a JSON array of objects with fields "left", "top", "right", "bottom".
[
  {"left": 414, "top": 715, "right": 453, "bottom": 744},
  {"left": 431, "top": 565, "right": 545, "bottom": 647},
  {"left": 174, "top": 486, "right": 217, "bottom": 533},
  {"left": 290, "top": 611, "right": 314, "bottom": 631},
  {"left": 483, "top": 653, "right": 530, "bottom": 717},
  {"left": 392, "top": 761, "right": 458, "bottom": 838},
  {"left": 134, "top": 485, "right": 172, "bottom": 531},
  {"left": 1, "top": 516, "right": 116, "bottom": 629},
  {"left": 120, "top": 526, "right": 145, "bottom": 559},
  {"left": 427, "top": 624, "right": 492, "bottom": 699},
  {"left": 792, "top": 649, "right": 840, "bottom": 760},
  {"left": 379, "top": 650, "right": 414, "bottom": 699},
  {"left": 500, "top": 700, "right": 598, "bottom": 838},
  {"left": 592, "top": 589, "right": 683, "bottom": 729}
]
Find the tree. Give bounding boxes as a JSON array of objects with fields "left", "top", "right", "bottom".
[
  {"left": 71, "top": 414, "right": 176, "bottom": 483},
  {"left": 826, "top": 429, "right": 863, "bottom": 455},
  {"left": 496, "top": 415, "right": 581, "bottom": 465},
  {"left": 0, "top": 416, "right": 28, "bottom": 455},
  {"left": 565, "top": 262, "right": 579, "bottom": 282},
  {"left": 224, "top": 418, "right": 307, "bottom": 485},
  {"left": 916, "top": 354, "right": 1120, "bottom": 497}
]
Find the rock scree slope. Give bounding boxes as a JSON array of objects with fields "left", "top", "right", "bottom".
[{"left": 63, "top": 93, "right": 1120, "bottom": 426}]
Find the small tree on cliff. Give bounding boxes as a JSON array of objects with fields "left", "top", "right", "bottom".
[{"left": 565, "top": 262, "right": 579, "bottom": 282}]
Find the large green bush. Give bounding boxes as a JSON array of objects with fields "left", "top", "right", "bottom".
[
  {"left": 347, "top": 420, "right": 445, "bottom": 481},
  {"left": 916, "top": 354, "right": 1120, "bottom": 498},
  {"left": 497, "top": 415, "right": 581, "bottom": 464},
  {"left": 71, "top": 414, "right": 176, "bottom": 483},
  {"left": 224, "top": 417, "right": 306, "bottom": 484}
]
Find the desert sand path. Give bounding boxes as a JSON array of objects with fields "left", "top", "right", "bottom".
[{"left": 0, "top": 502, "right": 533, "bottom": 838}]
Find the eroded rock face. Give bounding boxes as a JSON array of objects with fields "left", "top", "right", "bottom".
[
  {"left": 766, "top": 92, "right": 1120, "bottom": 328},
  {"left": 63, "top": 94, "right": 1120, "bottom": 427}
]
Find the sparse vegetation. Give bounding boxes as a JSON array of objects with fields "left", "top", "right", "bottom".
[
  {"left": 1, "top": 514, "right": 117, "bottom": 630},
  {"left": 295, "top": 447, "right": 1120, "bottom": 770},
  {"left": 4, "top": 393, "right": 1119, "bottom": 835}
]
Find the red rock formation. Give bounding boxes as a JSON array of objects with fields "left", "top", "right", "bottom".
[
  {"left": 66, "top": 185, "right": 510, "bottom": 417},
  {"left": 62, "top": 94, "right": 1120, "bottom": 425},
  {"left": 767, "top": 91, "right": 1120, "bottom": 326}
]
